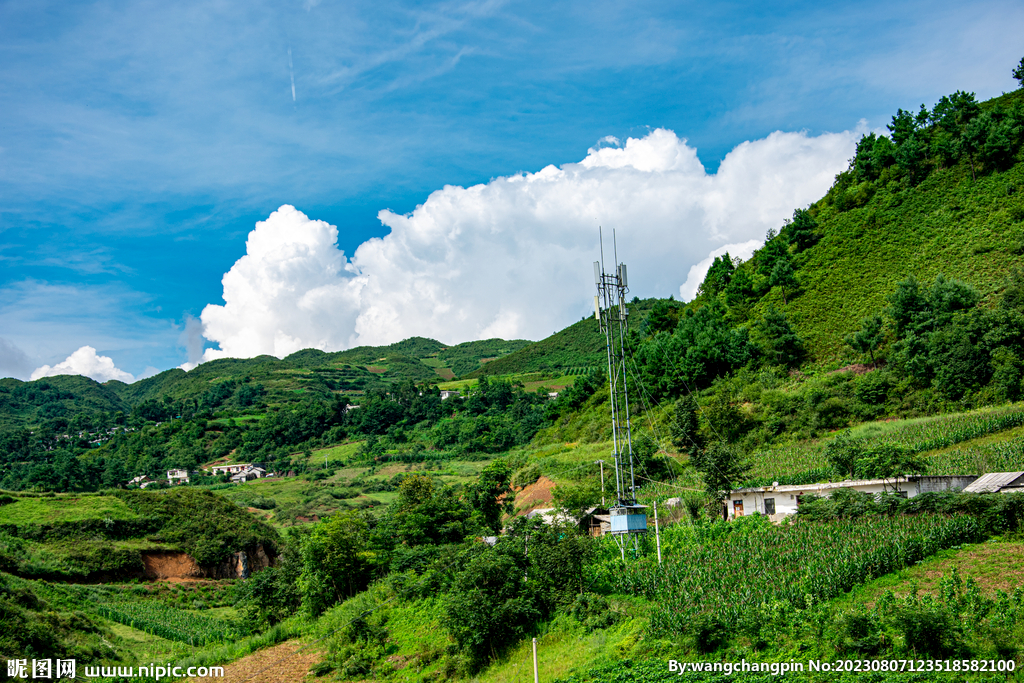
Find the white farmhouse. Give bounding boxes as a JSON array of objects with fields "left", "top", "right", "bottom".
[
  {"left": 166, "top": 468, "right": 190, "bottom": 484},
  {"left": 209, "top": 463, "right": 254, "bottom": 476},
  {"left": 725, "top": 475, "right": 978, "bottom": 521}
]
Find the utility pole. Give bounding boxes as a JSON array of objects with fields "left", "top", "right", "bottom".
[{"left": 595, "top": 460, "right": 606, "bottom": 506}]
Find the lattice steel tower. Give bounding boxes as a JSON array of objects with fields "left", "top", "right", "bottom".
[{"left": 593, "top": 231, "right": 647, "bottom": 559}]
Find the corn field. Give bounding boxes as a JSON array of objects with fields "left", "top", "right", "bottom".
[
  {"left": 97, "top": 601, "right": 237, "bottom": 645},
  {"left": 855, "top": 406, "right": 1024, "bottom": 454},
  {"left": 924, "top": 436, "right": 1024, "bottom": 475},
  {"left": 615, "top": 514, "right": 981, "bottom": 635},
  {"left": 746, "top": 405, "right": 1024, "bottom": 481}
]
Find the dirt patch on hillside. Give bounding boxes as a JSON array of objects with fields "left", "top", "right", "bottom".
[
  {"left": 915, "top": 543, "right": 1024, "bottom": 594},
  {"left": 434, "top": 367, "right": 456, "bottom": 380},
  {"left": 143, "top": 551, "right": 202, "bottom": 580},
  {"left": 858, "top": 542, "right": 1024, "bottom": 609},
  {"left": 184, "top": 640, "right": 323, "bottom": 683},
  {"left": 141, "top": 546, "right": 271, "bottom": 580},
  {"left": 514, "top": 476, "right": 556, "bottom": 514}
]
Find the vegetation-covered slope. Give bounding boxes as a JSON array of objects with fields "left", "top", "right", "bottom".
[
  {"left": 0, "top": 375, "right": 129, "bottom": 428},
  {"left": 468, "top": 299, "right": 665, "bottom": 378},
  {"left": 0, "top": 488, "right": 280, "bottom": 579},
  {"left": 741, "top": 88, "right": 1024, "bottom": 363}
]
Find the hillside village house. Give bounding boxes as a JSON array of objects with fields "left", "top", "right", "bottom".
[
  {"left": 166, "top": 468, "right": 190, "bottom": 484},
  {"left": 439, "top": 390, "right": 460, "bottom": 400},
  {"left": 209, "top": 463, "right": 256, "bottom": 476},
  {"left": 725, "top": 475, "right": 979, "bottom": 521},
  {"left": 230, "top": 466, "right": 267, "bottom": 483},
  {"left": 128, "top": 475, "right": 153, "bottom": 488}
]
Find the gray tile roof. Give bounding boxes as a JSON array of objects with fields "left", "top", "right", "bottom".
[{"left": 963, "top": 472, "right": 1024, "bottom": 493}]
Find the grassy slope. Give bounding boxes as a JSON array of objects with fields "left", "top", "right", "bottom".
[
  {"left": 0, "top": 488, "right": 280, "bottom": 580},
  {"left": 0, "top": 495, "right": 140, "bottom": 524},
  {"left": 467, "top": 318, "right": 607, "bottom": 378},
  {"left": 771, "top": 89, "right": 1024, "bottom": 364}
]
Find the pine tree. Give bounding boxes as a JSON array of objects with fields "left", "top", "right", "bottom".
[{"left": 670, "top": 394, "right": 703, "bottom": 453}]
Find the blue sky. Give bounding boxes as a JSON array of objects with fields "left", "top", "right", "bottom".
[{"left": 1, "top": 0, "right": 1022, "bottom": 380}]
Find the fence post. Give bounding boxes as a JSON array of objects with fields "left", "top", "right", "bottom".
[
  {"left": 533, "top": 637, "right": 539, "bottom": 683},
  {"left": 654, "top": 500, "right": 662, "bottom": 565}
]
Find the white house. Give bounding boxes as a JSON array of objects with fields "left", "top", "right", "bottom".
[
  {"left": 209, "top": 463, "right": 254, "bottom": 476},
  {"left": 725, "top": 475, "right": 978, "bottom": 521},
  {"left": 166, "top": 468, "right": 190, "bottom": 484},
  {"left": 128, "top": 475, "right": 153, "bottom": 488},
  {"left": 440, "top": 390, "right": 461, "bottom": 400}
]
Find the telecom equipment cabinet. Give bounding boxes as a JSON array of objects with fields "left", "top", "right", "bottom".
[{"left": 609, "top": 504, "right": 648, "bottom": 535}]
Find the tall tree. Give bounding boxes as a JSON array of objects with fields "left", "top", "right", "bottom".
[
  {"left": 768, "top": 257, "right": 798, "bottom": 304},
  {"left": 1013, "top": 56, "right": 1024, "bottom": 89},
  {"left": 754, "top": 306, "right": 804, "bottom": 367},
  {"left": 784, "top": 208, "right": 820, "bottom": 252},
  {"left": 845, "top": 314, "right": 885, "bottom": 367},
  {"left": 697, "top": 253, "right": 735, "bottom": 298},
  {"left": 691, "top": 441, "right": 750, "bottom": 506},
  {"left": 670, "top": 393, "right": 703, "bottom": 453}
]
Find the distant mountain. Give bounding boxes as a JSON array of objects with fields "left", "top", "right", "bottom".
[
  {"left": 0, "top": 375, "right": 129, "bottom": 428},
  {"left": 0, "top": 337, "right": 533, "bottom": 427}
]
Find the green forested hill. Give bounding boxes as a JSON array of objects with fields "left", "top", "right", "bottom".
[
  {"left": 689, "top": 88, "right": 1024, "bottom": 366},
  {"left": 0, "top": 375, "right": 129, "bottom": 428},
  {"left": 781, "top": 120, "right": 1024, "bottom": 362},
  {"left": 0, "top": 336, "right": 534, "bottom": 429},
  {"left": 468, "top": 299, "right": 664, "bottom": 378}
]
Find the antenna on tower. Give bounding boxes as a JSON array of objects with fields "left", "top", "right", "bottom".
[{"left": 593, "top": 229, "right": 647, "bottom": 560}]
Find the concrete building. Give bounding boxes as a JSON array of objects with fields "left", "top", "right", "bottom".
[
  {"left": 725, "top": 475, "right": 978, "bottom": 521},
  {"left": 209, "top": 463, "right": 255, "bottom": 476},
  {"left": 166, "top": 468, "right": 190, "bottom": 484},
  {"left": 230, "top": 466, "right": 267, "bottom": 483}
]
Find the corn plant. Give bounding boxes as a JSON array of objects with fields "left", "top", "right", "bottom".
[
  {"left": 614, "top": 514, "right": 981, "bottom": 636},
  {"left": 97, "top": 601, "right": 237, "bottom": 645}
]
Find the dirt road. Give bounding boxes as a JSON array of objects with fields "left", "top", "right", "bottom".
[{"left": 184, "top": 640, "right": 322, "bottom": 683}]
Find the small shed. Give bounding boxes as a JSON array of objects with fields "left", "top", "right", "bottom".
[{"left": 963, "top": 472, "right": 1024, "bottom": 494}]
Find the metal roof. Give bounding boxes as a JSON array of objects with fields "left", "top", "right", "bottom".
[{"left": 963, "top": 472, "right": 1024, "bottom": 493}]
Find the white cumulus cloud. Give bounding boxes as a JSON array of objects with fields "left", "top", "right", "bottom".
[
  {"left": 199, "top": 126, "right": 859, "bottom": 361},
  {"left": 679, "top": 240, "right": 763, "bottom": 302},
  {"left": 31, "top": 346, "right": 135, "bottom": 383}
]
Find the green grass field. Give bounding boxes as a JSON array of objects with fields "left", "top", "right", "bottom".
[{"left": 0, "top": 494, "right": 141, "bottom": 524}]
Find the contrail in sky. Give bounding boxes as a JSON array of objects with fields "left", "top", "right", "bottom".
[{"left": 288, "top": 47, "right": 296, "bottom": 102}]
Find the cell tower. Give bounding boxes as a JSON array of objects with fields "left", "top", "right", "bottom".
[{"left": 593, "top": 230, "right": 647, "bottom": 560}]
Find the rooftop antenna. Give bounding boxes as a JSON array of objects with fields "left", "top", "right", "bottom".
[{"left": 594, "top": 228, "right": 647, "bottom": 561}]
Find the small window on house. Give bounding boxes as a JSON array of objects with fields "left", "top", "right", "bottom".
[{"left": 764, "top": 498, "right": 776, "bottom": 515}]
